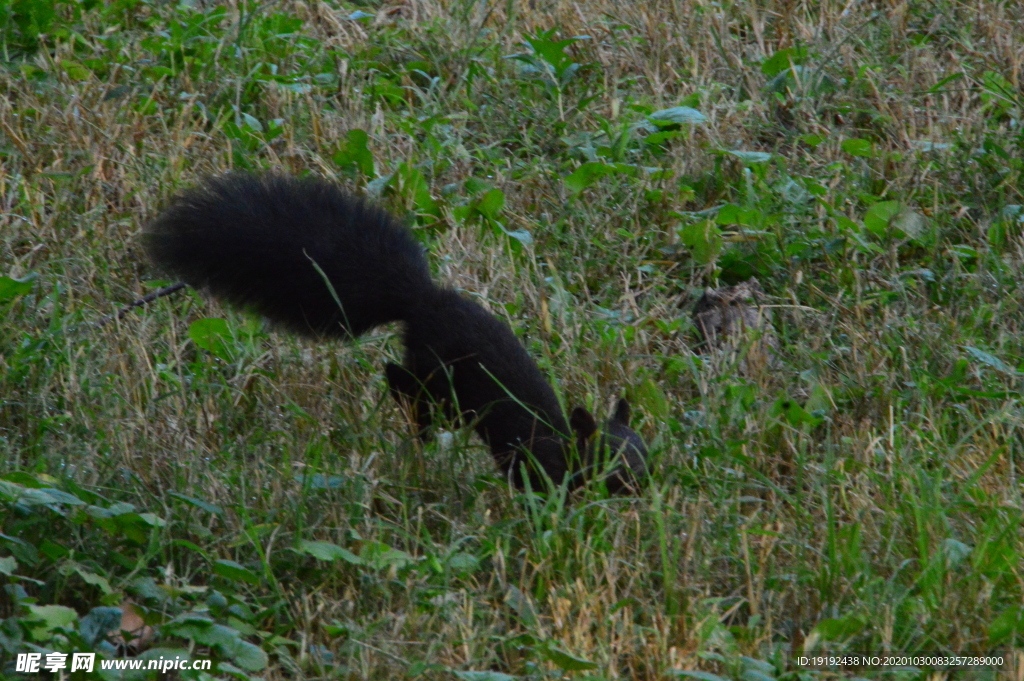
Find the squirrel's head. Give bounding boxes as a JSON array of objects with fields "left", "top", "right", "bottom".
[{"left": 569, "top": 398, "right": 649, "bottom": 494}]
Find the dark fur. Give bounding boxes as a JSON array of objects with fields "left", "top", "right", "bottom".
[
  {"left": 571, "top": 399, "right": 648, "bottom": 494},
  {"left": 145, "top": 172, "right": 647, "bottom": 491},
  {"left": 146, "top": 173, "right": 430, "bottom": 338}
]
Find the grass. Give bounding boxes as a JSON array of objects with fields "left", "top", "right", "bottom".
[{"left": 1, "top": 0, "right": 1023, "bottom": 679}]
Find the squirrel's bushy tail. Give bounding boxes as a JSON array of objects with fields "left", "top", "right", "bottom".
[{"left": 144, "top": 173, "right": 434, "bottom": 338}]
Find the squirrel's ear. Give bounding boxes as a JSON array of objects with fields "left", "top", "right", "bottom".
[
  {"left": 612, "top": 398, "right": 631, "bottom": 424},
  {"left": 570, "top": 406, "right": 598, "bottom": 439}
]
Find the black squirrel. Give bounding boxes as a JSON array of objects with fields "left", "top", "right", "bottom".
[{"left": 144, "top": 172, "right": 648, "bottom": 493}]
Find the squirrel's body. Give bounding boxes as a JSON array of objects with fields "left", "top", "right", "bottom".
[
  {"left": 394, "top": 286, "right": 572, "bottom": 486},
  {"left": 145, "top": 172, "right": 645, "bottom": 491}
]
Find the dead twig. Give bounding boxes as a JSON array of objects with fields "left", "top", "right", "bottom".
[{"left": 99, "top": 282, "right": 187, "bottom": 326}]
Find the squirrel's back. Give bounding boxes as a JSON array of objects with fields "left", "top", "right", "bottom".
[{"left": 144, "top": 173, "right": 433, "bottom": 338}]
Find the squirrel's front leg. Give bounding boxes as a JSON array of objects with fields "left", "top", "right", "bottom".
[{"left": 384, "top": 362, "right": 434, "bottom": 440}]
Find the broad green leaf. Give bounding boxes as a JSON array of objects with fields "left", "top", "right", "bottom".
[
  {"left": 564, "top": 162, "right": 619, "bottom": 195},
  {"left": 392, "top": 163, "right": 439, "bottom": 221},
  {"left": 981, "top": 70, "right": 1016, "bottom": 108},
  {"left": 862, "top": 201, "right": 902, "bottom": 237},
  {"left": 360, "top": 541, "right": 415, "bottom": 570},
  {"left": 741, "top": 670, "right": 776, "bottom": 681},
  {"left": 771, "top": 397, "right": 823, "bottom": 427},
  {"left": 949, "top": 244, "right": 978, "bottom": 260},
  {"left": 740, "top": 656, "right": 777, "bottom": 677},
  {"left": 644, "top": 130, "right": 685, "bottom": 145},
  {"left": 0, "top": 481, "right": 85, "bottom": 509},
  {"left": 0, "top": 274, "right": 37, "bottom": 301},
  {"left": 464, "top": 177, "right": 492, "bottom": 194},
  {"left": 542, "top": 646, "right": 598, "bottom": 671},
  {"left": 62, "top": 61, "right": 92, "bottom": 81},
  {"left": 504, "top": 585, "right": 538, "bottom": 627},
  {"left": 333, "top": 128, "right": 375, "bottom": 178},
  {"left": 989, "top": 606, "right": 1024, "bottom": 646},
  {"left": 804, "top": 383, "right": 832, "bottom": 415},
  {"left": 725, "top": 150, "right": 772, "bottom": 164},
  {"left": 761, "top": 46, "right": 807, "bottom": 77},
  {"left": 27, "top": 604, "right": 78, "bottom": 639},
  {"left": 927, "top": 72, "right": 964, "bottom": 94},
  {"left": 74, "top": 567, "right": 113, "bottom": 595},
  {"left": 638, "top": 377, "right": 671, "bottom": 420},
  {"left": 810, "top": 615, "right": 866, "bottom": 641},
  {"left": 138, "top": 512, "right": 166, "bottom": 527},
  {"left": 295, "top": 473, "right": 345, "bottom": 489},
  {"left": 667, "top": 671, "right": 729, "bottom": 681},
  {"left": 189, "top": 318, "right": 234, "bottom": 361},
  {"left": 649, "top": 106, "right": 706, "bottom": 125},
  {"left": 497, "top": 224, "right": 533, "bottom": 246},
  {"left": 297, "top": 540, "right": 362, "bottom": 564},
  {"left": 279, "top": 82, "right": 312, "bottom": 94},
  {"left": 943, "top": 538, "right": 971, "bottom": 567},
  {"left": 800, "top": 133, "right": 825, "bottom": 147},
  {"left": 841, "top": 138, "right": 873, "bottom": 157},
  {"left": 476, "top": 188, "right": 505, "bottom": 220},
  {"left": 893, "top": 206, "right": 926, "bottom": 240},
  {"left": 454, "top": 672, "right": 517, "bottom": 681},
  {"left": 240, "top": 113, "right": 263, "bottom": 131},
  {"left": 79, "top": 606, "right": 122, "bottom": 645},
  {"left": 447, "top": 552, "right": 479, "bottom": 573},
  {"left": 716, "top": 204, "right": 743, "bottom": 225},
  {"left": 680, "top": 220, "right": 723, "bottom": 266},
  {"left": 213, "top": 559, "right": 260, "bottom": 585},
  {"left": 520, "top": 29, "right": 588, "bottom": 83},
  {"left": 226, "top": 637, "right": 269, "bottom": 671},
  {"left": 964, "top": 346, "right": 1021, "bottom": 376},
  {"left": 716, "top": 204, "right": 761, "bottom": 227},
  {"left": 1001, "top": 205, "right": 1023, "bottom": 221},
  {"left": 169, "top": 491, "right": 223, "bottom": 515},
  {"left": 169, "top": 618, "right": 268, "bottom": 671}
]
